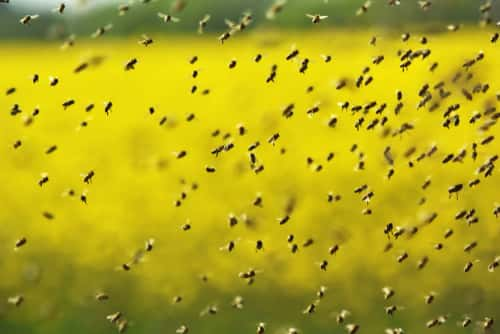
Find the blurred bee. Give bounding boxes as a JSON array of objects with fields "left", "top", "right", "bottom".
[
  {"left": 52, "top": 3, "right": 65, "bottom": 14},
  {"left": 306, "top": 14, "right": 328, "bottom": 24},
  {"left": 346, "top": 323, "right": 360, "bottom": 334},
  {"left": 418, "top": 1, "right": 432, "bottom": 10},
  {"left": 14, "top": 237, "right": 27, "bottom": 250},
  {"left": 257, "top": 322, "right": 265, "bottom": 334},
  {"left": 382, "top": 287, "right": 395, "bottom": 300},
  {"left": 7, "top": 295, "right": 24, "bottom": 307},
  {"left": 356, "top": 1, "right": 371, "bottom": 16},
  {"left": 91, "top": 24, "right": 113, "bottom": 38},
  {"left": 266, "top": 0, "right": 286, "bottom": 20},
  {"left": 176, "top": 325, "right": 188, "bottom": 334},
  {"left": 125, "top": 58, "right": 138, "bottom": 71},
  {"left": 198, "top": 14, "right": 211, "bottom": 34},
  {"left": 158, "top": 12, "right": 180, "bottom": 23},
  {"left": 20, "top": 14, "right": 39, "bottom": 25},
  {"left": 95, "top": 292, "right": 109, "bottom": 301},
  {"left": 138, "top": 34, "right": 153, "bottom": 46}
]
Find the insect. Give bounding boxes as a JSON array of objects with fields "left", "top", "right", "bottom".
[
  {"left": 20, "top": 14, "right": 39, "bottom": 24},
  {"left": 306, "top": 14, "right": 328, "bottom": 24},
  {"left": 158, "top": 12, "right": 180, "bottom": 23}
]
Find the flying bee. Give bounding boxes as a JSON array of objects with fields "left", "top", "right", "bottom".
[
  {"left": 397, "top": 251, "right": 408, "bottom": 263},
  {"left": 53, "top": 3, "right": 65, "bottom": 14},
  {"left": 106, "top": 312, "right": 122, "bottom": 324},
  {"left": 464, "top": 241, "right": 477, "bottom": 253},
  {"left": 424, "top": 292, "right": 436, "bottom": 304},
  {"left": 158, "top": 12, "right": 180, "bottom": 23},
  {"left": 356, "top": 0, "right": 371, "bottom": 15},
  {"left": 91, "top": 24, "right": 113, "bottom": 38},
  {"left": 14, "top": 237, "right": 27, "bottom": 250},
  {"left": 461, "top": 316, "right": 472, "bottom": 327},
  {"left": 198, "top": 14, "right": 211, "bottom": 34},
  {"left": 38, "top": 173, "right": 49, "bottom": 186},
  {"left": 138, "top": 34, "right": 153, "bottom": 46},
  {"left": 318, "top": 260, "right": 328, "bottom": 271},
  {"left": 228, "top": 59, "right": 237, "bottom": 69},
  {"left": 346, "top": 323, "right": 360, "bottom": 334},
  {"left": 257, "top": 322, "right": 266, "bottom": 334},
  {"left": 125, "top": 58, "right": 137, "bottom": 71},
  {"left": 316, "top": 285, "right": 327, "bottom": 299},
  {"left": 418, "top": 0, "right": 432, "bottom": 10},
  {"left": 306, "top": 14, "right": 328, "bottom": 24},
  {"left": 20, "top": 14, "right": 39, "bottom": 24},
  {"left": 448, "top": 184, "right": 463, "bottom": 198},
  {"left": 335, "top": 309, "right": 351, "bottom": 324},
  {"left": 382, "top": 286, "right": 395, "bottom": 300},
  {"left": 176, "top": 325, "right": 188, "bottom": 334},
  {"left": 488, "top": 256, "right": 500, "bottom": 272},
  {"left": 83, "top": 170, "right": 95, "bottom": 184},
  {"left": 7, "top": 295, "right": 24, "bottom": 307},
  {"left": 266, "top": 0, "right": 286, "bottom": 19}
]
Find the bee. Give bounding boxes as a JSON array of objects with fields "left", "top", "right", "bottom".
[
  {"left": 491, "top": 32, "right": 499, "bottom": 43},
  {"left": 267, "top": 133, "right": 280, "bottom": 145},
  {"left": 95, "top": 292, "right": 109, "bottom": 301},
  {"left": 418, "top": 1, "right": 432, "bottom": 10},
  {"left": 460, "top": 315, "right": 472, "bottom": 327},
  {"left": 218, "top": 31, "right": 231, "bottom": 44},
  {"left": 138, "top": 34, "right": 153, "bottom": 46},
  {"left": 106, "top": 312, "right": 122, "bottom": 324},
  {"left": 13, "top": 140, "right": 22, "bottom": 149},
  {"left": 303, "top": 303, "right": 316, "bottom": 314},
  {"left": 464, "top": 241, "right": 477, "bottom": 253},
  {"left": 42, "top": 211, "right": 55, "bottom": 220},
  {"left": 397, "top": 251, "right": 408, "bottom": 263},
  {"left": 53, "top": 3, "right": 65, "bottom": 14},
  {"left": 62, "top": 99, "right": 75, "bottom": 110},
  {"left": 482, "top": 317, "right": 494, "bottom": 330},
  {"left": 382, "top": 286, "right": 395, "bottom": 300},
  {"left": 198, "top": 14, "right": 211, "bottom": 34},
  {"left": 448, "top": 184, "right": 463, "bottom": 198},
  {"left": 488, "top": 256, "right": 500, "bottom": 272},
  {"left": 424, "top": 292, "right": 436, "bottom": 304},
  {"left": 335, "top": 309, "right": 351, "bottom": 324},
  {"left": 257, "top": 322, "right": 266, "bottom": 334},
  {"left": 228, "top": 59, "right": 237, "bottom": 69},
  {"left": 14, "top": 237, "right": 27, "bottom": 250},
  {"left": 319, "top": 260, "right": 328, "bottom": 271},
  {"left": 158, "top": 12, "right": 180, "bottom": 23},
  {"left": 356, "top": 0, "right": 372, "bottom": 16},
  {"left": 38, "top": 173, "right": 49, "bottom": 187},
  {"left": 91, "top": 24, "right": 113, "bottom": 38},
  {"left": 316, "top": 285, "right": 327, "bottom": 299},
  {"left": 176, "top": 325, "right": 188, "bottom": 334},
  {"left": 125, "top": 58, "right": 138, "bottom": 71},
  {"left": 266, "top": 0, "right": 287, "bottom": 20},
  {"left": 306, "top": 14, "right": 328, "bottom": 24},
  {"left": 346, "top": 323, "right": 360, "bottom": 334},
  {"left": 7, "top": 295, "right": 24, "bottom": 307},
  {"left": 83, "top": 170, "right": 95, "bottom": 184},
  {"left": 20, "top": 14, "right": 39, "bottom": 25}
]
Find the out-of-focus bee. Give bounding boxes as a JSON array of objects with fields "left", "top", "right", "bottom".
[
  {"left": 158, "top": 12, "right": 180, "bottom": 23},
  {"left": 356, "top": 0, "right": 371, "bottom": 15},
  {"left": 106, "top": 312, "right": 122, "bottom": 324},
  {"left": 418, "top": 1, "right": 432, "bottom": 10},
  {"left": 53, "top": 3, "right": 65, "bottom": 14},
  {"left": 266, "top": 0, "right": 286, "bottom": 20},
  {"left": 125, "top": 58, "right": 138, "bottom": 71},
  {"left": 424, "top": 292, "right": 436, "bottom": 304},
  {"left": 346, "top": 323, "right": 360, "bottom": 334},
  {"left": 95, "top": 292, "right": 109, "bottom": 301},
  {"left": 397, "top": 251, "right": 408, "bottom": 263},
  {"left": 306, "top": 14, "right": 328, "bottom": 24},
  {"left": 382, "top": 286, "right": 395, "bottom": 300},
  {"left": 7, "top": 295, "right": 24, "bottom": 307},
  {"left": 257, "top": 322, "right": 266, "bottom": 334},
  {"left": 176, "top": 325, "right": 188, "bottom": 334},
  {"left": 139, "top": 34, "right": 153, "bottom": 46},
  {"left": 14, "top": 237, "right": 27, "bottom": 250},
  {"left": 464, "top": 241, "right": 477, "bottom": 253},
  {"left": 91, "top": 24, "right": 113, "bottom": 38},
  {"left": 198, "top": 14, "right": 211, "bottom": 34},
  {"left": 20, "top": 14, "right": 39, "bottom": 24}
]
